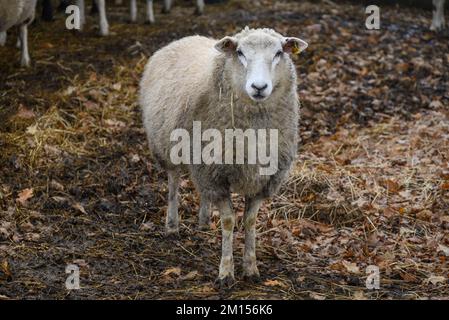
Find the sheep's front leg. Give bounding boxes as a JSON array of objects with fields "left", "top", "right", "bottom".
[
  {"left": 217, "top": 198, "right": 235, "bottom": 287},
  {"left": 95, "top": 0, "right": 109, "bottom": 36},
  {"left": 146, "top": 0, "right": 155, "bottom": 24},
  {"left": 166, "top": 171, "right": 179, "bottom": 235},
  {"left": 129, "top": 0, "right": 137, "bottom": 23},
  {"left": 76, "top": 0, "right": 86, "bottom": 30},
  {"left": 196, "top": 0, "right": 205, "bottom": 15},
  {"left": 431, "top": 0, "right": 446, "bottom": 31},
  {"left": 19, "top": 25, "right": 30, "bottom": 67},
  {"left": 0, "top": 32, "right": 6, "bottom": 46},
  {"left": 243, "top": 196, "right": 262, "bottom": 281}
]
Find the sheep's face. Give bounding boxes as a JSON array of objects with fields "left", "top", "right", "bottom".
[{"left": 215, "top": 29, "right": 308, "bottom": 102}]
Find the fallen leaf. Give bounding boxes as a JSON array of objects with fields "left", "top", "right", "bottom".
[
  {"left": 342, "top": 260, "right": 360, "bottom": 274},
  {"left": 16, "top": 188, "right": 34, "bottom": 205},
  {"left": 425, "top": 275, "right": 446, "bottom": 285},
  {"left": 162, "top": 267, "right": 181, "bottom": 277},
  {"left": 181, "top": 271, "right": 199, "bottom": 281},
  {"left": 437, "top": 244, "right": 449, "bottom": 256},
  {"left": 263, "top": 279, "right": 288, "bottom": 288},
  {"left": 16, "top": 104, "right": 35, "bottom": 119}
]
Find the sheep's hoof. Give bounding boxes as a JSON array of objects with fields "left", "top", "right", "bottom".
[
  {"left": 243, "top": 273, "right": 260, "bottom": 284},
  {"left": 144, "top": 20, "right": 155, "bottom": 25},
  {"left": 194, "top": 8, "right": 204, "bottom": 16},
  {"left": 161, "top": 8, "right": 171, "bottom": 14},
  {"left": 198, "top": 222, "right": 210, "bottom": 231},
  {"left": 165, "top": 228, "right": 179, "bottom": 238},
  {"left": 216, "top": 275, "right": 235, "bottom": 289}
]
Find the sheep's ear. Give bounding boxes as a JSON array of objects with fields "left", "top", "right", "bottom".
[
  {"left": 215, "top": 36, "right": 237, "bottom": 54},
  {"left": 282, "top": 37, "right": 308, "bottom": 55}
]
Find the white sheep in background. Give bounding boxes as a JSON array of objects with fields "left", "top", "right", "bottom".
[
  {"left": 140, "top": 27, "right": 307, "bottom": 286},
  {"left": 0, "top": 0, "right": 38, "bottom": 67},
  {"left": 78, "top": 0, "right": 205, "bottom": 36},
  {"left": 431, "top": 0, "right": 446, "bottom": 31}
]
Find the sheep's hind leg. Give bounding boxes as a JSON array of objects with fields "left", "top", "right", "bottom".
[
  {"left": 0, "top": 32, "right": 6, "bottom": 46},
  {"left": 217, "top": 198, "right": 235, "bottom": 287},
  {"left": 129, "top": 0, "right": 137, "bottom": 23},
  {"left": 198, "top": 197, "right": 211, "bottom": 230},
  {"left": 162, "top": 0, "right": 172, "bottom": 14},
  {"left": 96, "top": 0, "right": 109, "bottom": 36},
  {"left": 146, "top": 0, "right": 155, "bottom": 24},
  {"left": 243, "top": 196, "right": 262, "bottom": 282},
  {"left": 166, "top": 171, "right": 179, "bottom": 235},
  {"left": 195, "top": 0, "right": 205, "bottom": 15},
  {"left": 19, "top": 25, "right": 30, "bottom": 67},
  {"left": 431, "top": 0, "right": 446, "bottom": 31}
]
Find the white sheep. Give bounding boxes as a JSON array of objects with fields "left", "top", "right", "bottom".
[
  {"left": 78, "top": 0, "right": 205, "bottom": 36},
  {"left": 431, "top": 0, "right": 446, "bottom": 31},
  {"left": 0, "top": 0, "right": 37, "bottom": 67},
  {"left": 140, "top": 27, "right": 307, "bottom": 286}
]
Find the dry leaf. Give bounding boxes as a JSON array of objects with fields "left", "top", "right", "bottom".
[
  {"left": 263, "top": 279, "right": 288, "bottom": 288},
  {"left": 162, "top": 267, "right": 181, "bottom": 277},
  {"left": 425, "top": 275, "right": 446, "bottom": 285},
  {"left": 342, "top": 260, "right": 360, "bottom": 274},
  {"left": 16, "top": 188, "right": 34, "bottom": 205}
]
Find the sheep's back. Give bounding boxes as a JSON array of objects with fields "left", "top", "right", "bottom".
[
  {"left": 140, "top": 35, "right": 218, "bottom": 168},
  {"left": 0, "top": 0, "right": 36, "bottom": 32}
]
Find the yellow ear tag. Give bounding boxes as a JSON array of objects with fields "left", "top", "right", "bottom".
[{"left": 292, "top": 43, "right": 300, "bottom": 55}]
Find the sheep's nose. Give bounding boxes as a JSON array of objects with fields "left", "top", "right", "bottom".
[{"left": 251, "top": 83, "right": 268, "bottom": 92}]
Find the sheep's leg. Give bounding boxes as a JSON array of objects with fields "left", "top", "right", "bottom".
[
  {"left": 195, "top": 0, "right": 204, "bottom": 15},
  {"left": 130, "top": 0, "right": 137, "bottom": 23},
  {"left": 115, "top": 0, "right": 123, "bottom": 4},
  {"left": 76, "top": 0, "right": 86, "bottom": 30},
  {"left": 431, "top": 0, "right": 446, "bottom": 31},
  {"left": 19, "top": 24, "right": 30, "bottom": 67},
  {"left": 146, "top": 0, "right": 155, "bottom": 24},
  {"left": 198, "top": 197, "right": 211, "bottom": 230},
  {"left": 243, "top": 197, "right": 262, "bottom": 281},
  {"left": 166, "top": 171, "right": 179, "bottom": 235},
  {"left": 0, "top": 32, "right": 6, "bottom": 46},
  {"left": 218, "top": 198, "right": 235, "bottom": 287},
  {"left": 95, "top": 0, "right": 109, "bottom": 36},
  {"left": 162, "top": 0, "right": 172, "bottom": 14}
]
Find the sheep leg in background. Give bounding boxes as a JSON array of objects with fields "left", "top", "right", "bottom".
[
  {"left": 162, "top": 0, "right": 172, "bottom": 14},
  {"left": 198, "top": 197, "right": 211, "bottom": 230},
  {"left": 76, "top": 0, "right": 86, "bottom": 30},
  {"left": 95, "top": 0, "right": 109, "bottom": 36},
  {"left": 0, "top": 31, "right": 6, "bottom": 46},
  {"left": 195, "top": 0, "right": 205, "bottom": 15},
  {"left": 19, "top": 24, "right": 30, "bottom": 67},
  {"left": 218, "top": 198, "right": 235, "bottom": 287},
  {"left": 242, "top": 197, "right": 262, "bottom": 281},
  {"left": 146, "top": 0, "right": 155, "bottom": 24},
  {"left": 431, "top": 0, "right": 446, "bottom": 31},
  {"left": 115, "top": 0, "right": 123, "bottom": 4},
  {"left": 130, "top": 0, "right": 137, "bottom": 22},
  {"left": 42, "top": 0, "right": 54, "bottom": 21},
  {"left": 166, "top": 171, "right": 180, "bottom": 235}
]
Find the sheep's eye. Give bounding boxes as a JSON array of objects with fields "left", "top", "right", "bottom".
[
  {"left": 274, "top": 51, "right": 283, "bottom": 59},
  {"left": 237, "top": 50, "right": 245, "bottom": 58}
]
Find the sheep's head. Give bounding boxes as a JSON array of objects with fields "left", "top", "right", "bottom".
[{"left": 215, "top": 27, "right": 308, "bottom": 102}]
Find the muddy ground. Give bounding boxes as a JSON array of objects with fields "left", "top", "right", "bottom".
[{"left": 0, "top": 0, "right": 448, "bottom": 299}]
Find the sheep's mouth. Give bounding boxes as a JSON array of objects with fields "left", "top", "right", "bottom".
[{"left": 252, "top": 93, "right": 267, "bottom": 101}]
